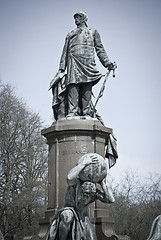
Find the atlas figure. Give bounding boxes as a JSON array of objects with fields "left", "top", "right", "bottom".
[{"left": 46, "top": 153, "right": 115, "bottom": 240}]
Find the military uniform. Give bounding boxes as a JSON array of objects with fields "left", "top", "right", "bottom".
[{"left": 59, "top": 26, "right": 111, "bottom": 116}]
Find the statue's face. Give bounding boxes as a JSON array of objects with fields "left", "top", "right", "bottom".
[
  {"left": 76, "top": 182, "right": 96, "bottom": 208},
  {"left": 81, "top": 182, "right": 96, "bottom": 197},
  {"left": 74, "top": 14, "right": 84, "bottom": 27}
]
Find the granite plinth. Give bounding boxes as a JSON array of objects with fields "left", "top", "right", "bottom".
[
  {"left": 24, "top": 118, "right": 129, "bottom": 240},
  {"left": 41, "top": 118, "right": 112, "bottom": 210}
]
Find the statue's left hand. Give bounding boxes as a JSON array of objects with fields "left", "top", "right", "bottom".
[
  {"left": 107, "top": 62, "right": 116, "bottom": 71},
  {"left": 107, "top": 62, "right": 117, "bottom": 77},
  {"left": 81, "top": 154, "right": 98, "bottom": 167}
]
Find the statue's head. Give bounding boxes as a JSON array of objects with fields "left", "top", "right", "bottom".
[
  {"left": 74, "top": 11, "right": 88, "bottom": 27},
  {"left": 81, "top": 181, "right": 96, "bottom": 197}
]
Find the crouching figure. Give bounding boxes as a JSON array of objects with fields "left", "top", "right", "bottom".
[{"left": 46, "top": 153, "right": 115, "bottom": 240}]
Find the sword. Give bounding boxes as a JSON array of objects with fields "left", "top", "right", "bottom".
[{"left": 93, "top": 62, "right": 117, "bottom": 117}]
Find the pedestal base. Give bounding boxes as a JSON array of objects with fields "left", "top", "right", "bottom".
[
  {"left": 23, "top": 118, "right": 129, "bottom": 240},
  {"left": 95, "top": 217, "right": 130, "bottom": 240},
  {"left": 24, "top": 214, "right": 130, "bottom": 240},
  {"left": 41, "top": 118, "right": 112, "bottom": 209}
]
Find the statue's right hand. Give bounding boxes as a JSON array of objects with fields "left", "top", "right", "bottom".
[{"left": 48, "top": 70, "right": 65, "bottom": 90}]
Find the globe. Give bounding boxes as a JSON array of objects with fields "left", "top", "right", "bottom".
[{"left": 78, "top": 153, "right": 108, "bottom": 183}]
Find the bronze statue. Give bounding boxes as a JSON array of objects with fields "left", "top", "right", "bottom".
[
  {"left": 49, "top": 11, "right": 116, "bottom": 121},
  {"left": 46, "top": 153, "right": 115, "bottom": 240}
]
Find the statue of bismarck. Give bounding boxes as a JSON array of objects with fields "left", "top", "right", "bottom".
[{"left": 49, "top": 11, "right": 115, "bottom": 121}]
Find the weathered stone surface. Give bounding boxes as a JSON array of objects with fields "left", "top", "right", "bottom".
[
  {"left": 24, "top": 119, "right": 129, "bottom": 240},
  {"left": 41, "top": 118, "right": 112, "bottom": 209},
  {"left": 28, "top": 119, "right": 113, "bottom": 240}
]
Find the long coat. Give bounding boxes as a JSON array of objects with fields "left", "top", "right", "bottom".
[{"left": 59, "top": 26, "right": 110, "bottom": 87}]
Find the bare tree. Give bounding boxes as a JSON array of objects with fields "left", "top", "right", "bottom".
[
  {"left": 0, "top": 83, "right": 48, "bottom": 239},
  {"left": 109, "top": 169, "right": 161, "bottom": 240}
]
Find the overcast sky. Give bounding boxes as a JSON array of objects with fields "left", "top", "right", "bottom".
[{"left": 0, "top": 0, "right": 161, "bottom": 182}]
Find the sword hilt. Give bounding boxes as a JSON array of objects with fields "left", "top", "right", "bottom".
[{"left": 112, "top": 61, "right": 117, "bottom": 78}]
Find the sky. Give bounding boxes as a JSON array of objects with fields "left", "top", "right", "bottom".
[{"left": 0, "top": 0, "right": 161, "bottom": 182}]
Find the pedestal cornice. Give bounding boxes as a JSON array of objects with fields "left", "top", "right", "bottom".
[{"left": 41, "top": 118, "right": 113, "bottom": 139}]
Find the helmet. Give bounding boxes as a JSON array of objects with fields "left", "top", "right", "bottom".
[{"left": 74, "top": 11, "right": 88, "bottom": 25}]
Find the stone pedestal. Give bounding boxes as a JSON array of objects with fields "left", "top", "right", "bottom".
[
  {"left": 24, "top": 118, "right": 129, "bottom": 240},
  {"left": 42, "top": 118, "right": 112, "bottom": 211}
]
